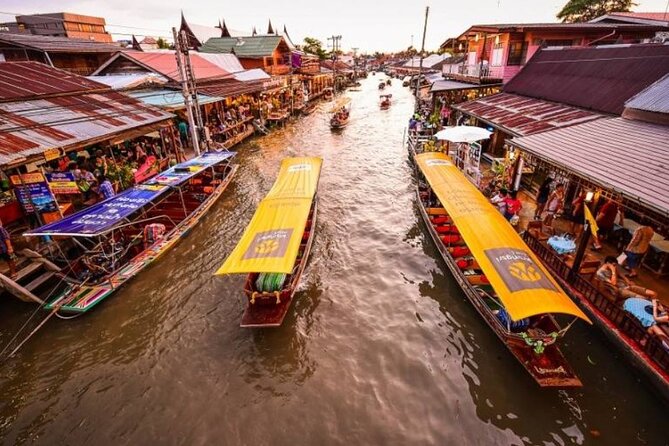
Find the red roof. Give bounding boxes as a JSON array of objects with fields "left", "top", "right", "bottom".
[
  {"left": 0, "top": 61, "right": 108, "bottom": 102},
  {"left": 98, "top": 52, "right": 230, "bottom": 83},
  {"left": 610, "top": 12, "right": 669, "bottom": 21},
  {"left": 504, "top": 44, "right": 669, "bottom": 115},
  {"left": 452, "top": 93, "right": 603, "bottom": 136},
  {"left": 509, "top": 117, "right": 669, "bottom": 215}
]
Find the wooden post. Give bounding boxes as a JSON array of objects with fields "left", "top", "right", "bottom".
[{"left": 571, "top": 221, "right": 590, "bottom": 274}]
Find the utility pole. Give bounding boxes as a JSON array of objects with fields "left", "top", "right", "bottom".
[
  {"left": 352, "top": 47, "right": 358, "bottom": 80},
  {"left": 173, "top": 27, "right": 201, "bottom": 156},
  {"left": 414, "top": 6, "right": 430, "bottom": 109},
  {"left": 328, "top": 35, "right": 342, "bottom": 93}
]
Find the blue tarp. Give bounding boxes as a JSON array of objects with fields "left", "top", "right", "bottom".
[
  {"left": 26, "top": 185, "right": 168, "bottom": 237},
  {"left": 145, "top": 151, "right": 234, "bottom": 187},
  {"left": 623, "top": 297, "right": 655, "bottom": 328}
]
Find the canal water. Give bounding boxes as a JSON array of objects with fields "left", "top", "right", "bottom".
[{"left": 0, "top": 76, "right": 667, "bottom": 446}]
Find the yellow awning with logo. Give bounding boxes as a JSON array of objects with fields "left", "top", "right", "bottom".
[
  {"left": 415, "top": 152, "right": 590, "bottom": 323},
  {"left": 328, "top": 97, "right": 351, "bottom": 113},
  {"left": 216, "top": 157, "right": 322, "bottom": 275}
]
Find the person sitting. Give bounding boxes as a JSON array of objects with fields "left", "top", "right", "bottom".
[
  {"left": 490, "top": 188, "right": 508, "bottom": 215},
  {"left": 648, "top": 299, "right": 669, "bottom": 345},
  {"left": 596, "top": 256, "right": 657, "bottom": 301},
  {"left": 98, "top": 176, "right": 115, "bottom": 201}
]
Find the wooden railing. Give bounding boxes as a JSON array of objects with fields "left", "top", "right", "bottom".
[{"left": 523, "top": 231, "right": 669, "bottom": 373}]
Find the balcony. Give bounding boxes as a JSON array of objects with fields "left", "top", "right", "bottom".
[
  {"left": 448, "top": 64, "right": 504, "bottom": 84},
  {"left": 264, "top": 64, "right": 291, "bottom": 76}
]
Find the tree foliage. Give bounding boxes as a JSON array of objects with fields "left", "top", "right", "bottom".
[
  {"left": 302, "top": 37, "right": 328, "bottom": 60},
  {"left": 557, "top": 0, "right": 636, "bottom": 23},
  {"left": 156, "top": 37, "right": 170, "bottom": 49}
]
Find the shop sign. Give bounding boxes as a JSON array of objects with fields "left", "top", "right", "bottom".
[
  {"left": 43, "top": 148, "right": 62, "bottom": 161},
  {"left": 46, "top": 172, "right": 80, "bottom": 195},
  {"left": 10, "top": 173, "right": 58, "bottom": 213},
  {"left": 262, "top": 77, "right": 288, "bottom": 90}
]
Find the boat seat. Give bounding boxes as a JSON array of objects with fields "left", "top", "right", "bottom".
[{"left": 434, "top": 224, "right": 459, "bottom": 234}]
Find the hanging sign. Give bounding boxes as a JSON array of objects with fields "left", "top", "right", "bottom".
[
  {"left": 10, "top": 173, "right": 58, "bottom": 213},
  {"left": 43, "top": 148, "right": 62, "bottom": 161},
  {"left": 46, "top": 172, "right": 80, "bottom": 195}
]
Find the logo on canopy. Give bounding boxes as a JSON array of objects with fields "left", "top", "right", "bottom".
[
  {"left": 426, "top": 159, "right": 452, "bottom": 167},
  {"left": 243, "top": 229, "right": 293, "bottom": 260},
  {"left": 288, "top": 164, "right": 312, "bottom": 172},
  {"left": 485, "top": 248, "right": 557, "bottom": 292}
]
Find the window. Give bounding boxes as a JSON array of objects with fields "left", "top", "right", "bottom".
[
  {"left": 544, "top": 39, "right": 574, "bottom": 47},
  {"left": 491, "top": 47, "right": 504, "bottom": 66},
  {"left": 507, "top": 41, "right": 527, "bottom": 66}
]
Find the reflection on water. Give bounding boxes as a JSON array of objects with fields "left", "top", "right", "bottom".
[{"left": 0, "top": 75, "right": 667, "bottom": 446}]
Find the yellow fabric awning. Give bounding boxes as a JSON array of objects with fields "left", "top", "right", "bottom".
[
  {"left": 216, "top": 157, "right": 322, "bottom": 275},
  {"left": 328, "top": 97, "right": 351, "bottom": 113},
  {"left": 415, "top": 152, "right": 591, "bottom": 323}
]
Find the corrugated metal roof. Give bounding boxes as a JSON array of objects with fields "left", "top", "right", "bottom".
[
  {"left": 403, "top": 54, "right": 449, "bottom": 69},
  {"left": 608, "top": 12, "right": 669, "bottom": 22},
  {"left": 196, "top": 53, "right": 245, "bottom": 73},
  {"left": 624, "top": 73, "right": 669, "bottom": 113},
  {"left": 452, "top": 92, "right": 604, "bottom": 136},
  {"left": 199, "top": 78, "right": 265, "bottom": 97},
  {"left": 232, "top": 68, "right": 270, "bottom": 81},
  {"left": 199, "top": 36, "right": 285, "bottom": 58},
  {"left": 87, "top": 73, "right": 167, "bottom": 90},
  {"left": 509, "top": 117, "right": 669, "bottom": 215},
  {"left": 0, "top": 61, "right": 108, "bottom": 102},
  {"left": 0, "top": 32, "right": 124, "bottom": 53},
  {"left": 459, "top": 22, "right": 668, "bottom": 37},
  {"left": 92, "top": 52, "right": 230, "bottom": 83},
  {"left": 504, "top": 44, "right": 669, "bottom": 115},
  {"left": 0, "top": 91, "right": 172, "bottom": 166},
  {"left": 127, "top": 88, "right": 222, "bottom": 110}
]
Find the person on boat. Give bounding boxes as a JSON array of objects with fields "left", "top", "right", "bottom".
[
  {"left": 0, "top": 219, "right": 17, "bottom": 280},
  {"left": 143, "top": 223, "right": 166, "bottom": 249},
  {"left": 503, "top": 190, "right": 523, "bottom": 223},
  {"left": 543, "top": 183, "right": 565, "bottom": 227},
  {"left": 596, "top": 256, "right": 657, "bottom": 301},
  {"left": 648, "top": 299, "right": 669, "bottom": 345},
  {"left": 534, "top": 178, "right": 552, "bottom": 220},
  {"left": 623, "top": 224, "right": 655, "bottom": 278},
  {"left": 98, "top": 176, "right": 115, "bottom": 201},
  {"left": 490, "top": 188, "right": 508, "bottom": 215}
]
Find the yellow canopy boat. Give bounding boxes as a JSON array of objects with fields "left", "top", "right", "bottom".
[
  {"left": 415, "top": 152, "right": 590, "bottom": 387},
  {"left": 216, "top": 157, "right": 322, "bottom": 327}
]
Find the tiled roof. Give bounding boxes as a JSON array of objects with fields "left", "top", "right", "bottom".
[
  {"left": 452, "top": 92, "right": 604, "bottom": 136},
  {"left": 504, "top": 44, "right": 669, "bottom": 115},
  {"left": 509, "top": 117, "right": 669, "bottom": 215},
  {"left": 199, "top": 36, "right": 285, "bottom": 58},
  {"left": 0, "top": 61, "right": 108, "bottom": 102},
  {"left": 0, "top": 32, "right": 123, "bottom": 53}
]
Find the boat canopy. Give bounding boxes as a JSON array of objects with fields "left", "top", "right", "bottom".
[
  {"left": 415, "top": 152, "right": 591, "bottom": 323},
  {"left": 145, "top": 151, "right": 234, "bottom": 187},
  {"left": 216, "top": 157, "right": 322, "bottom": 275},
  {"left": 25, "top": 184, "right": 168, "bottom": 237},
  {"left": 328, "top": 97, "right": 351, "bottom": 113}
]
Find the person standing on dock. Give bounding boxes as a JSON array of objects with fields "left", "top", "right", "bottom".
[{"left": 0, "top": 219, "right": 17, "bottom": 280}]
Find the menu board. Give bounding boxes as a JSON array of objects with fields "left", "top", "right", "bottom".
[
  {"left": 46, "top": 172, "right": 80, "bottom": 195},
  {"left": 10, "top": 173, "right": 58, "bottom": 214}
]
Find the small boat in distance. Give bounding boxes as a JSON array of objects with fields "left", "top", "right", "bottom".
[
  {"left": 323, "top": 87, "right": 334, "bottom": 100},
  {"left": 378, "top": 82, "right": 386, "bottom": 90},
  {"left": 386, "top": 79, "right": 391, "bottom": 86},
  {"left": 329, "top": 97, "right": 351, "bottom": 130},
  {"left": 303, "top": 101, "right": 318, "bottom": 115},
  {"left": 216, "top": 157, "right": 323, "bottom": 327},
  {"left": 414, "top": 152, "right": 591, "bottom": 387},
  {"left": 25, "top": 152, "right": 238, "bottom": 313},
  {"left": 380, "top": 94, "right": 392, "bottom": 110}
]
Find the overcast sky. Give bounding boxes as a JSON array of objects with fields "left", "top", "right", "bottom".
[{"left": 1, "top": 0, "right": 667, "bottom": 52}]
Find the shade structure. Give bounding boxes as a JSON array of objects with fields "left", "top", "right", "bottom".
[
  {"left": 216, "top": 157, "right": 322, "bottom": 275},
  {"left": 434, "top": 126, "right": 491, "bottom": 143},
  {"left": 415, "top": 152, "right": 591, "bottom": 323}
]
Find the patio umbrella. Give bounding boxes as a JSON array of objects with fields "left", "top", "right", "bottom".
[{"left": 434, "top": 126, "right": 492, "bottom": 143}]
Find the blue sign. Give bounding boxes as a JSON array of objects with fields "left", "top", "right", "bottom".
[
  {"left": 10, "top": 173, "right": 58, "bottom": 214},
  {"left": 146, "top": 151, "right": 234, "bottom": 187},
  {"left": 26, "top": 185, "right": 167, "bottom": 237}
]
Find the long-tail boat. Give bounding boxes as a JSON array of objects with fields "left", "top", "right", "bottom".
[
  {"left": 329, "top": 97, "right": 351, "bottom": 130},
  {"left": 380, "top": 94, "right": 392, "bottom": 110},
  {"left": 25, "top": 152, "right": 238, "bottom": 313},
  {"left": 414, "top": 152, "right": 591, "bottom": 387},
  {"left": 216, "top": 157, "right": 322, "bottom": 327}
]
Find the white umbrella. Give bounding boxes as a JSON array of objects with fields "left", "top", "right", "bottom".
[{"left": 434, "top": 126, "right": 492, "bottom": 143}]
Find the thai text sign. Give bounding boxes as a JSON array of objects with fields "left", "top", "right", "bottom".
[
  {"left": 10, "top": 173, "right": 58, "bottom": 214},
  {"left": 46, "top": 172, "right": 80, "bottom": 195}
]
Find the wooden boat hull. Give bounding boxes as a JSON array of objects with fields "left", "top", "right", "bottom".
[
  {"left": 416, "top": 189, "right": 582, "bottom": 387},
  {"left": 240, "top": 200, "right": 318, "bottom": 327},
  {"left": 330, "top": 119, "right": 349, "bottom": 130},
  {"left": 380, "top": 103, "right": 390, "bottom": 110},
  {"left": 46, "top": 164, "right": 239, "bottom": 313}
]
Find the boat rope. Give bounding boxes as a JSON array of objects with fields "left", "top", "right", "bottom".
[{"left": 557, "top": 317, "right": 580, "bottom": 337}]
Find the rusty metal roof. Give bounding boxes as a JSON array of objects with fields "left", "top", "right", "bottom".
[
  {"left": 509, "top": 117, "right": 669, "bottom": 215},
  {"left": 0, "top": 90, "right": 173, "bottom": 166},
  {"left": 504, "top": 44, "right": 669, "bottom": 115},
  {"left": 0, "top": 32, "right": 124, "bottom": 53},
  {"left": 0, "top": 62, "right": 108, "bottom": 102},
  {"left": 625, "top": 73, "right": 669, "bottom": 113},
  {"left": 452, "top": 92, "right": 604, "bottom": 136}
]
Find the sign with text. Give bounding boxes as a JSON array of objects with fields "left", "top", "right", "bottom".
[
  {"left": 10, "top": 173, "right": 58, "bottom": 214},
  {"left": 46, "top": 172, "right": 80, "bottom": 195}
]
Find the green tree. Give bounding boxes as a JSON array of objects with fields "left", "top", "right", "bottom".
[
  {"left": 557, "top": 0, "right": 636, "bottom": 23},
  {"left": 302, "top": 37, "right": 328, "bottom": 60},
  {"left": 156, "top": 37, "right": 170, "bottom": 49}
]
